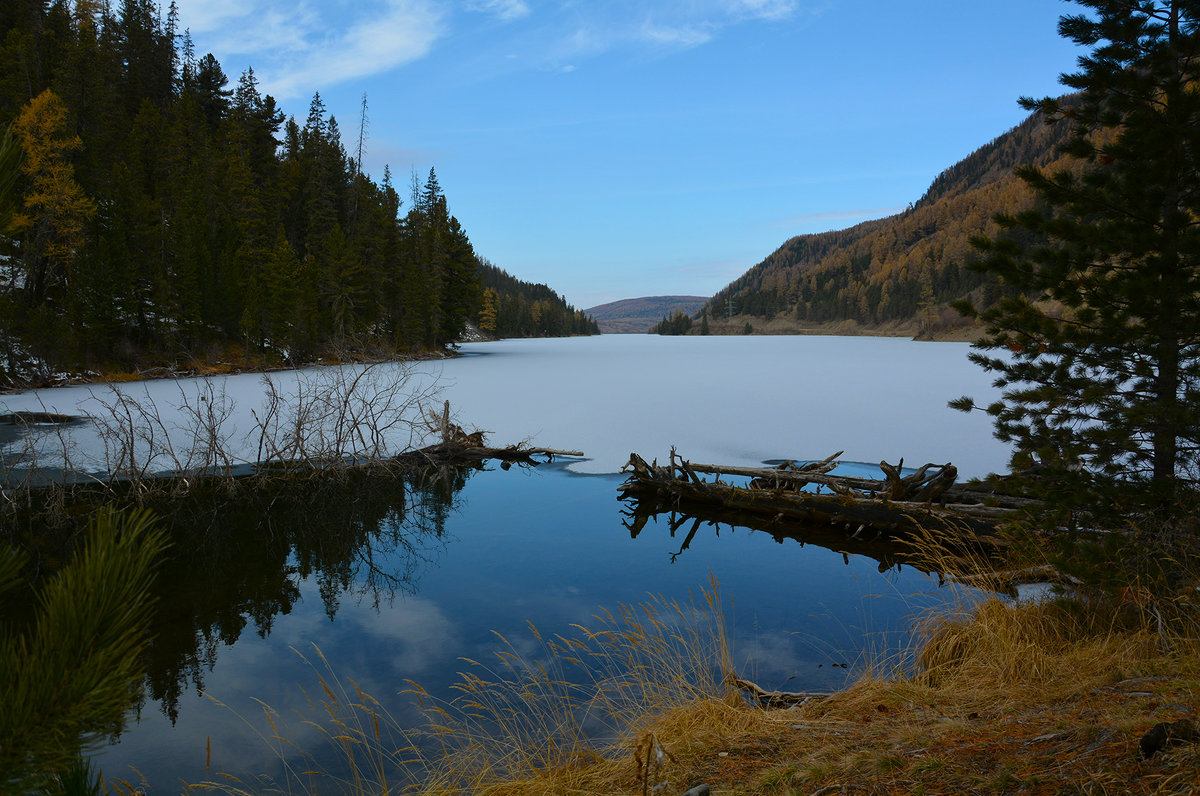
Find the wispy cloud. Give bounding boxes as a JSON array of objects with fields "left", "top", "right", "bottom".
[
  {"left": 532, "top": 0, "right": 811, "bottom": 67},
  {"left": 638, "top": 22, "right": 714, "bottom": 48},
  {"left": 170, "top": 0, "right": 820, "bottom": 98},
  {"left": 172, "top": 0, "right": 251, "bottom": 33},
  {"left": 469, "top": 0, "right": 532, "bottom": 22},
  {"left": 733, "top": 0, "right": 800, "bottom": 22},
  {"left": 175, "top": 0, "right": 445, "bottom": 99}
]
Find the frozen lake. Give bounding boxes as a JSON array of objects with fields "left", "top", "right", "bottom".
[
  {"left": 1, "top": 334, "right": 1009, "bottom": 479},
  {"left": 444, "top": 335, "right": 1008, "bottom": 476},
  {"left": 0, "top": 335, "right": 1009, "bottom": 791}
]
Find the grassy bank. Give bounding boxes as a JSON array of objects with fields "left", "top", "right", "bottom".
[
  {"left": 173, "top": 561, "right": 1200, "bottom": 796},
  {"left": 408, "top": 602, "right": 1198, "bottom": 795}
]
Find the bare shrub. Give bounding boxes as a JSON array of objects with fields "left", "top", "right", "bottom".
[
  {"left": 1, "top": 362, "right": 444, "bottom": 513},
  {"left": 251, "top": 362, "right": 441, "bottom": 470}
]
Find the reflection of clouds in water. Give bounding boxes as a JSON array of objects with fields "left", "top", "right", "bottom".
[
  {"left": 99, "top": 580, "right": 460, "bottom": 788},
  {"left": 270, "top": 579, "right": 461, "bottom": 686},
  {"left": 730, "top": 629, "right": 816, "bottom": 684}
]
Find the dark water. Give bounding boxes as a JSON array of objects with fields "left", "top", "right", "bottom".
[{"left": 78, "top": 458, "right": 965, "bottom": 791}]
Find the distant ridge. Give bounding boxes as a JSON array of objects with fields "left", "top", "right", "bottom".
[{"left": 584, "top": 296, "right": 709, "bottom": 334}]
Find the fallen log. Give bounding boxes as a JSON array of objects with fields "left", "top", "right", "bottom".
[
  {"left": 0, "top": 411, "right": 83, "bottom": 425},
  {"left": 390, "top": 441, "right": 583, "bottom": 468},
  {"left": 619, "top": 450, "right": 1027, "bottom": 554}
]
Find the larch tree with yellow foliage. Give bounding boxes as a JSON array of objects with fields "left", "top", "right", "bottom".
[{"left": 9, "top": 89, "right": 95, "bottom": 309}]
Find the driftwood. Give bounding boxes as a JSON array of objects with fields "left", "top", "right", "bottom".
[
  {"left": 619, "top": 449, "right": 1031, "bottom": 554},
  {"left": 728, "top": 675, "right": 832, "bottom": 707},
  {"left": 391, "top": 441, "right": 584, "bottom": 470},
  {"left": 0, "top": 411, "right": 82, "bottom": 425}
]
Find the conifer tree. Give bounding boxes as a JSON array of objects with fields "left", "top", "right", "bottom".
[
  {"left": 479, "top": 286, "right": 499, "bottom": 335},
  {"left": 955, "top": 0, "right": 1200, "bottom": 521},
  {"left": 9, "top": 89, "right": 95, "bottom": 309}
]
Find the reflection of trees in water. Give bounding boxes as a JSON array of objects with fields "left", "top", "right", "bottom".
[
  {"left": 620, "top": 497, "right": 928, "bottom": 577},
  {"left": 130, "top": 466, "right": 473, "bottom": 723}
]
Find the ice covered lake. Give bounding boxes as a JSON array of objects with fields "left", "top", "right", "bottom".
[
  {"left": 0, "top": 334, "right": 1010, "bottom": 790},
  {"left": 0, "top": 334, "right": 1009, "bottom": 480}
]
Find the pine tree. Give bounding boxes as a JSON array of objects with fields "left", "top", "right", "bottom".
[{"left": 955, "top": 0, "right": 1200, "bottom": 521}]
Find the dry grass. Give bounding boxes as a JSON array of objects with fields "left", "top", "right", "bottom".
[
  {"left": 409, "top": 576, "right": 740, "bottom": 795},
  {"left": 178, "top": 543, "right": 1200, "bottom": 796},
  {"left": 176, "top": 645, "right": 427, "bottom": 796}
]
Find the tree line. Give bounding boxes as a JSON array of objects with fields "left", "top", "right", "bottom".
[
  {"left": 0, "top": 1, "right": 594, "bottom": 384},
  {"left": 477, "top": 259, "right": 599, "bottom": 338},
  {"left": 649, "top": 309, "right": 711, "bottom": 335}
]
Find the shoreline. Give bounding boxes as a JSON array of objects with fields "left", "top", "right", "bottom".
[{"left": 0, "top": 345, "right": 465, "bottom": 395}]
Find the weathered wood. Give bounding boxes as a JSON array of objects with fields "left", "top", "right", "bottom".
[
  {"left": 0, "top": 411, "right": 82, "bottom": 425},
  {"left": 950, "top": 564, "right": 1081, "bottom": 591},
  {"left": 620, "top": 451, "right": 1024, "bottom": 554},
  {"left": 728, "top": 675, "right": 832, "bottom": 707},
  {"left": 689, "top": 461, "right": 888, "bottom": 494},
  {"left": 395, "top": 442, "right": 584, "bottom": 469},
  {"left": 668, "top": 458, "right": 1035, "bottom": 510}
]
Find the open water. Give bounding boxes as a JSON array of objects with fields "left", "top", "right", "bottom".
[{"left": 0, "top": 335, "right": 1010, "bottom": 791}]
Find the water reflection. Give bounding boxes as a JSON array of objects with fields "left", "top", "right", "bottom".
[
  {"left": 4, "top": 466, "right": 472, "bottom": 726},
  {"left": 3, "top": 463, "right": 970, "bottom": 790},
  {"left": 621, "top": 497, "right": 925, "bottom": 575}
]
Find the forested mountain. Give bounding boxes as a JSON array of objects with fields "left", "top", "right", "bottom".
[
  {"left": 703, "top": 106, "right": 1077, "bottom": 336},
  {"left": 0, "top": 1, "right": 589, "bottom": 385},
  {"left": 476, "top": 261, "right": 599, "bottom": 338},
  {"left": 584, "top": 296, "right": 708, "bottom": 333}
]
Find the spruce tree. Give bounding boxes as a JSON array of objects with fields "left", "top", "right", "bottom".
[{"left": 956, "top": 1, "right": 1200, "bottom": 523}]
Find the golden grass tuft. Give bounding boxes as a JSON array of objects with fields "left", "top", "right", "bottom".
[
  {"left": 916, "top": 596, "right": 1159, "bottom": 696},
  {"left": 411, "top": 576, "right": 741, "bottom": 795}
]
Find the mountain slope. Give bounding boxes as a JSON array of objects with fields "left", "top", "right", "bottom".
[
  {"left": 703, "top": 106, "right": 1075, "bottom": 337},
  {"left": 584, "top": 296, "right": 708, "bottom": 334}
]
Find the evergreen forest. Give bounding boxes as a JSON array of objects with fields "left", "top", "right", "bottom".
[
  {"left": 478, "top": 260, "right": 599, "bottom": 339},
  {"left": 0, "top": 1, "right": 595, "bottom": 386}
]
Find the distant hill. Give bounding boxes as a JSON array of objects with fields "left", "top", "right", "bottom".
[
  {"left": 701, "top": 102, "right": 1077, "bottom": 338},
  {"left": 584, "top": 296, "right": 709, "bottom": 334}
]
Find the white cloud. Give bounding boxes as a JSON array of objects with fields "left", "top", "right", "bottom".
[
  {"left": 469, "top": 0, "right": 532, "bottom": 22},
  {"left": 172, "top": 0, "right": 254, "bottom": 33},
  {"left": 540, "top": 0, "right": 807, "bottom": 65},
  {"left": 638, "top": 22, "right": 713, "bottom": 48},
  {"left": 200, "top": 6, "right": 321, "bottom": 59},
  {"left": 732, "top": 0, "right": 799, "bottom": 22},
  {"left": 174, "top": 0, "right": 446, "bottom": 99}
]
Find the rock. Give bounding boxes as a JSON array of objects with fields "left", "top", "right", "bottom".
[
  {"left": 1140, "top": 718, "right": 1200, "bottom": 759},
  {"left": 680, "top": 786, "right": 711, "bottom": 796}
]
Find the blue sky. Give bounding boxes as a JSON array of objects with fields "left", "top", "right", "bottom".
[{"left": 172, "top": 0, "right": 1084, "bottom": 309}]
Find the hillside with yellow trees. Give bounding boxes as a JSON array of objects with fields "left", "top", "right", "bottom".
[{"left": 699, "top": 105, "right": 1076, "bottom": 339}]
